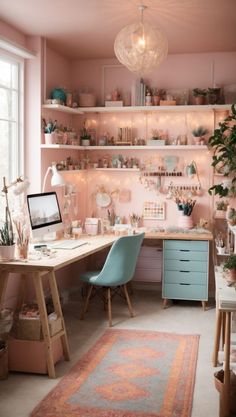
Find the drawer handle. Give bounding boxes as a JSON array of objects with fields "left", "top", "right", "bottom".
[
  {"left": 180, "top": 250, "right": 190, "bottom": 252},
  {"left": 180, "top": 283, "right": 190, "bottom": 285},
  {"left": 180, "top": 260, "right": 190, "bottom": 262},
  {"left": 180, "top": 270, "right": 190, "bottom": 273}
]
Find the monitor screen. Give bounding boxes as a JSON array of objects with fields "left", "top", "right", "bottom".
[{"left": 27, "top": 192, "right": 63, "bottom": 239}]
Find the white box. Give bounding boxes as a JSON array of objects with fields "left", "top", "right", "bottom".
[{"left": 105, "top": 101, "right": 123, "bottom": 107}]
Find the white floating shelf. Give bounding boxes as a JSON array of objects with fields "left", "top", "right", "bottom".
[
  {"left": 41, "top": 144, "right": 85, "bottom": 150},
  {"left": 83, "top": 145, "right": 208, "bottom": 150},
  {"left": 42, "top": 104, "right": 84, "bottom": 114},
  {"left": 89, "top": 168, "right": 140, "bottom": 172},
  {"left": 42, "top": 103, "right": 232, "bottom": 115},
  {"left": 40, "top": 144, "right": 208, "bottom": 151}
]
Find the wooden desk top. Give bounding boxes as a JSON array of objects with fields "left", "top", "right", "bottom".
[
  {"left": 0, "top": 230, "right": 213, "bottom": 273},
  {"left": 144, "top": 231, "right": 213, "bottom": 241}
]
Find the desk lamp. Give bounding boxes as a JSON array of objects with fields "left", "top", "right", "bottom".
[{"left": 42, "top": 163, "right": 65, "bottom": 193}]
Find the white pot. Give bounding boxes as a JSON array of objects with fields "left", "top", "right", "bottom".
[
  {"left": 217, "top": 246, "right": 226, "bottom": 255},
  {"left": 81, "top": 139, "right": 90, "bottom": 146},
  {"left": 0, "top": 244, "right": 15, "bottom": 261},
  {"left": 44, "top": 132, "right": 56, "bottom": 144}
]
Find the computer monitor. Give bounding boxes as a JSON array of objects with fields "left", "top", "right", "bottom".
[{"left": 27, "top": 191, "right": 63, "bottom": 240}]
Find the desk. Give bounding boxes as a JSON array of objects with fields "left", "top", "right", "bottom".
[
  {"left": 213, "top": 267, "right": 236, "bottom": 417},
  {"left": 0, "top": 235, "right": 116, "bottom": 378},
  {"left": 0, "top": 231, "right": 212, "bottom": 378}
]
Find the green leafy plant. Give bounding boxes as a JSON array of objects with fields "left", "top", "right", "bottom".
[
  {"left": 226, "top": 207, "right": 236, "bottom": 225},
  {"left": 208, "top": 104, "right": 236, "bottom": 197},
  {"left": 192, "top": 88, "right": 207, "bottom": 97},
  {"left": 0, "top": 222, "right": 14, "bottom": 246},
  {"left": 223, "top": 254, "right": 236, "bottom": 271},
  {"left": 192, "top": 126, "right": 208, "bottom": 137}
]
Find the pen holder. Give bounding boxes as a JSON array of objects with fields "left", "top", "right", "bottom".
[{"left": 178, "top": 213, "right": 193, "bottom": 229}]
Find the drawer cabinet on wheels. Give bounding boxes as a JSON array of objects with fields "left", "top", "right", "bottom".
[{"left": 162, "top": 240, "right": 209, "bottom": 310}]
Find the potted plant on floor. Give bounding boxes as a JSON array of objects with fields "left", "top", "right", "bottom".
[{"left": 223, "top": 254, "right": 236, "bottom": 282}]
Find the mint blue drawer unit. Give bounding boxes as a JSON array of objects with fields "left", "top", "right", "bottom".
[
  {"left": 164, "top": 271, "right": 207, "bottom": 285},
  {"left": 163, "top": 283, "right": 208, "bottom": 301},
  {"left": 165, "top": 240, "right": 208, "bottom": 251},
  {"left": 164, "top": 249, "right": 208, "bottom": 262},
  {"left": 164, "top": 259, "right": 208, "bottom": 272},
  {"left": 163, "top": 240, "right": 209, "bottom": 302}
]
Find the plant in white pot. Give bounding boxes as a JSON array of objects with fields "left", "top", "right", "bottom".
[
  {"left": 80, "top": 121, "right": 91, "bottom": 146},
  {"left": 192, "top": 126, "right": 208, "bottom": 145},
  {"left": 215, "top": 232, "right": 226, "bottom": 254},
  {"left": 0, "top": 222, "right": 15, "bottom": 261}
]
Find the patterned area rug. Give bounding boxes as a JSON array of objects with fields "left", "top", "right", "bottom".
[{"left": 30, "top": 329, "right": 199, "bottom": 417}]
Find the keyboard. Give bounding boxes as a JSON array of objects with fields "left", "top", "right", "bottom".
[{"left": 49, "top": 239, "right": 88, "bottom": 250}]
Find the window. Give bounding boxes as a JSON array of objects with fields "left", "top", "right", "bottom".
[{"left": 0, "top": 52, "right": 23, "bottom": 221}]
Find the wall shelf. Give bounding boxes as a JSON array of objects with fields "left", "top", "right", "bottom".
[
  {"left": 40, "top": 144, "right": 208, "bottom": 151},
  {"left": 42, "top": 104, "right": 84, "bottom": 114},
  {"left": 42, "top": 103, "right": 232, "bottom": 115},
  {"left": 89, "top": 168, "right": 140, "bottom": 172}
]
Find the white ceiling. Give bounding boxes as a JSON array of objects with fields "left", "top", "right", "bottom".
[{"left": 1, "top": 0, "right": 236, "bottom": 60}]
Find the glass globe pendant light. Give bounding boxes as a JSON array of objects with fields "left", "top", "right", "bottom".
[{"left": 114, "top": 5, "right": 168, "bottom": 76}]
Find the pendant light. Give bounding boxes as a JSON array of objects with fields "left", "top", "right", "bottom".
[{"left": 114, "top": 5, "right": 168, "bottom": 76}]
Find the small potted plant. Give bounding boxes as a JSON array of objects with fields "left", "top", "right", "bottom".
[
  {"left": 215, "top": 200, "right": 228, "bottom": 218},
  {"left": 223, "top": 254, "right": 236, "bottom": 281},
  {"left": 215, "top": 232, "right": 226, "bottom": 254},
  {"left": 207, "top": 87, "right": 221, "bottom": 105},
  {"left": 226, "top": 207, "right": 236, "bottom": 226},
  {"left": 192, "top": 88, "right": 207, "bottom": 105},
  {"left": 148, "top": 129, "right": 166, "bottom": 146},
  {"left": 80, "top": 120, "right": 91, "bottom": 146},
  {"left": 192, "top": 126, "right": 208, "bottom": 145},
  {"left": 0, "top": 222, "right": 15, "bottom": 261}
]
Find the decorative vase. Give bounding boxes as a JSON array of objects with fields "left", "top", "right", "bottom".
[
  {"left": 0, "top": 244, "right": 15, "bottom": 261},
  {"left": 178, "top": 213, "right": 193, "bottom": 229}
]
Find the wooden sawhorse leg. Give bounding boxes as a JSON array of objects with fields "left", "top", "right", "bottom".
[
  {"left": 0, "top": 271, "right": 9, "bottom": 309},
  {"left": 33, "top": 271, "right": 70, "bottom": 378}
]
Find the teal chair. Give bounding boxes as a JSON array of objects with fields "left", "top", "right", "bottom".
[{"left": 80, "top": 233, "right": 144, "bottom": 326}]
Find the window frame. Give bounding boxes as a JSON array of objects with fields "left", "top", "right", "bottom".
[{"left": 0, "top": 48, "right": 24, "bottom": 183}]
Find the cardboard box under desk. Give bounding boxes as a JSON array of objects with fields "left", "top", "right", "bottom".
[
  {"left": 8, "top": 338, "right": 63, "bottom": 374},
  {"left": 16, "top": 316, "right": 62, "bottom": 341}
]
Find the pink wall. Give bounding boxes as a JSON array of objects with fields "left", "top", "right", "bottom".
[
  {"left": 0, "top": 19, "right": 26, "bottom": 47},
  {"left": 45, "top": 46, "right": 72, "bottom": 101},
  {"left": 71, "top": 53, "right": 236, "bottom": 106}
]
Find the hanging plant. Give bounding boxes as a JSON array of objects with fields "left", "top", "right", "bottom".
[{"left": 208, "top": 104, "right": 236, "bottom": 197}]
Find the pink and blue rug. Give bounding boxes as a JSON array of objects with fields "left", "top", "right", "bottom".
[{"left": 30, "top": 328, "right": 199, "bottom": 417}]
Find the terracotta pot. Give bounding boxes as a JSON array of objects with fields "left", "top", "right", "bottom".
[
  {"left": 228, "top": 269, "right": 236, "bottom": 282},
  {"left": 193, "top": 96, "right": 205, "bottom": 105}
]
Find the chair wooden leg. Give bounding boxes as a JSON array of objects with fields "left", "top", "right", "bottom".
[
  {"left": 107, "top": 288, "right": 112, "bottom": 327},
  {"left": 80, "top": 285, "right": 93, "bottom": 320},
  {"left": 123, "top": 284, "right": 134, "bottom": 317}
]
